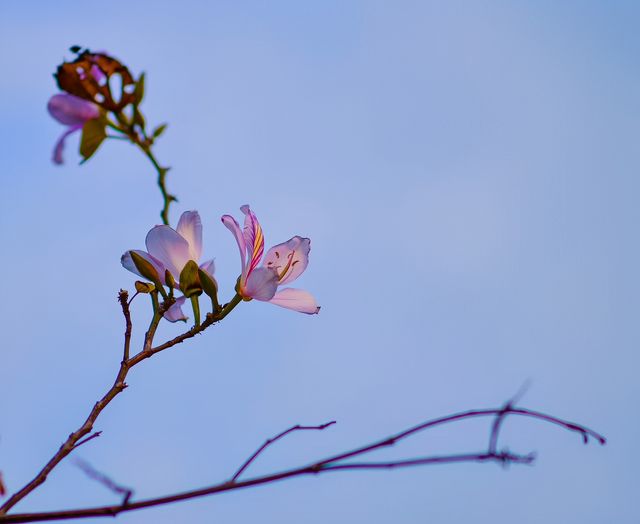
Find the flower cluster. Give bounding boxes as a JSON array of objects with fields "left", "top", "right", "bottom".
[
  {"left": 48, "top": 50, "right": 319, "bottom": 323},
  {"left": 122, "top": 206, "right": 319, "bottom": 322}
]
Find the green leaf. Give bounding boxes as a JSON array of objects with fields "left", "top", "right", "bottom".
[
  {"left": 152, "top": 123, "right": 168, "bottom": 138},
  {"left": 79, "top": 116, "right": 107, "bottom": 162},
  {"left": 179, "top": 260, "right": 202, "bottom": 298},
  {"left": 133, "top": 107, "right": 146, "bottom": 130},
  {"left": 134, "top": 72, "right": 145, "bottom": 105}
]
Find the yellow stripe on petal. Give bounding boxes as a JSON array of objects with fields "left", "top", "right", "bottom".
[{"left": 250, "top": 221, "right": 264, "bottom": 272}]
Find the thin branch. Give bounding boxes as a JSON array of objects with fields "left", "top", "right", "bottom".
[
  {"left": 72, "top": 432, "right": 102, "bottom": 451},
  {"left": 310, "top": 406, "right": 604, "bottom": 470},
  {"left": 0, "top": 293, "right": 243, "bottom": 515},
  {"left": 488, "top": 381, "right": 530, "bottom": 455},
  {"left": 320, "top": 451, "right": 536, "bottom": 471},
  {"left": 73, "top": 460, "right": 133, "bottom": 506},
  {"left": 119, "top": 290, "right": 132, "bottom": 362},
  {"left": 137, "top": 143, "right": 175, "bottom": 226},
  {"left": 232, "top": 421, "right": 336, "bottom": 482},
  {"left": 0, "top": 404, "right": 605, "bottom": 523},
  {"left": 0, "top": 292, "right": 136, "bottom": 516},
  {"left": 0, "top": 365, "right": 130, "bottom": 515},
  {"left": 0, "top": 367, "right": 131, "bottom": 515},
  {"left": 128, "top": 294, "right": 243, "bottom": 366}
]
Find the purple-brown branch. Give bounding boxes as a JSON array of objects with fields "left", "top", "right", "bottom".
[
  {"left": 0, "top": 290, "right": 605, "bottom": 523},
  {"left": 73, "top": 460, "right": 133, "bottom": 506},
  {"left": 232, "top": 421, "right": 337, "bottom": 481},
  {"left": 0, "top": 292, "right": 136, "bottom": 516},
  {"left": 0, "top": 291, "right": 241, "bottom": 517},
  {"left": 0, "top": 405, "right": 605, "bottom": 523},
  {"left": 72, "top": 432, "right": 102, "bottom": 450}
]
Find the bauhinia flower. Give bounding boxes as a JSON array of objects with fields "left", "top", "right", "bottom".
[
  {"left": 121, "top": 211, "right": 216, "bottom": 322},
  {"left": 47, "top": 94, "right": 100, "bottom": 165},
  {"left": 221, "top": 205, "right": 320, "bottom": 314}
]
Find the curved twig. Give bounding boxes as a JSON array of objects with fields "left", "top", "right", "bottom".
[
  {"left": 232, "top": 421, "right": 337, "bottom": 481},
  {"left": 0, "top": 293, "right": 242, "bottom": 516},
  {"left": 0, "top": 405, "right": 605, "bottom": 523}
]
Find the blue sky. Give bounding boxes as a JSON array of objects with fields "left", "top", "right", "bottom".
[{"left": 1, "top": 1, "right": 638, "bottom": 522}]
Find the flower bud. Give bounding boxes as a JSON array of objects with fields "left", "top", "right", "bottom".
[
  {"left": 164, "top": 269, "right": 176, "bottom": 289},
  {"left": 129, "top": 251, "right": 161, "bottom": 285},
  {"left": 134, "top": 281, "right": 155, "bottom": 293},
  {"left": 179, "top": 260, "right": 202, "bottom": 298},
  {"left": 198, "top": 269, "right": 218, "bottom": 299}
]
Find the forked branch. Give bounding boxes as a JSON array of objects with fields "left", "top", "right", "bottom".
[{"left": 0, "top": 403, "right": 605, "bottom": 523}]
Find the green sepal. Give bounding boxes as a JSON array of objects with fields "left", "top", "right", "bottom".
[
  {"left": 134, "top": 281, "right": 155, "bottom": 293},
  {"left": 234, "top": 276, "right": 252, "bottom": 301},
  {"left": 79, "top": 112, "right": 107, "bottom": 162},
  {"left": 179, "top": 260, "right": 202, "bottom": 298}
]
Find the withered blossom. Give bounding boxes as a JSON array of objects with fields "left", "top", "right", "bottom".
[{"left": 55, "top": 50, "right": 136, "bottom": 112}]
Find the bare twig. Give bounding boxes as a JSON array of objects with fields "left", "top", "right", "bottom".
[
  {"left": 232, "top": 421, "right": 336, "bottom": 481},
  {"left": 320, "top": 451, "right": 536, "bottom": 471},
  {"left": 72, "top": 432, "right": 102, "bottom": 450},
  {"left": 120, "top": 290, "right": 133, "bottom": 362},
  {"left": 0, "top": 292, "right": 136, "bottom": 516},
  {"left": 0, "top": 293, "right": 243, "bottom": 516},
  {"left": 488, "top": 381, "right": 530, "bottom": 455},
  {"left": 137, "top": 145, "right": 175, "bottom": 226},
  {"left": 128, "top": 294, "right": 242, "bottom": 366},
  {"left": 0, "top": 405, "right": 605, "bottom": 523},
  {"left": 73, "top": 460, "right": 133, "bottom": 506}
]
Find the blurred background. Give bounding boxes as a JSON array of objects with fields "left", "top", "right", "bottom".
[{"left": 1, "top": 1, "right": 638, "bottom": 522}]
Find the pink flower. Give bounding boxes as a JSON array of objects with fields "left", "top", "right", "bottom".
[
  {"left": 47, "top": 94, "right": 100, "bottom": 165},
  {"left": 121, "top": 211, "right": 216, "bottom": 322},
  {"left": 221, "top": 205, "right": 319, "bottom": 314}
]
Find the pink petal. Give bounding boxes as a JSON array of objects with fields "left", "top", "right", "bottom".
[
  {"left": 222, "top": 214, "right": 247, "bottom": 280},
  {"left": 243, "top": 267, "right": 279, "bottom": 301},
  {"left": 51, "top": 126, "right": 81, "bottom": 165},
  {"left": 47, "top": 94, "right": 99, "bottom": 126},
  {"left": 120, "top": 250, "right": 167, "bottom": 284},
  {"left": 199, "top": 259, "right": 215, "bottom": 276},
  {"left": 164, "top": 296, "right": 188, "bottom": 322},
  {"left": 241, "top": 205, "right": 264, "bottom": 277},
  {"left": 268, "top": 288, "right": 320, "bottom": 314},
  {"left": 176, "top": 211, "right": 203, "bottom": 261},
  {"left": 145, "top": 225, "right": 191, "bottom": 280},
  {"left": 263, "top": 236, "right": 310, "bottom": 285}
]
